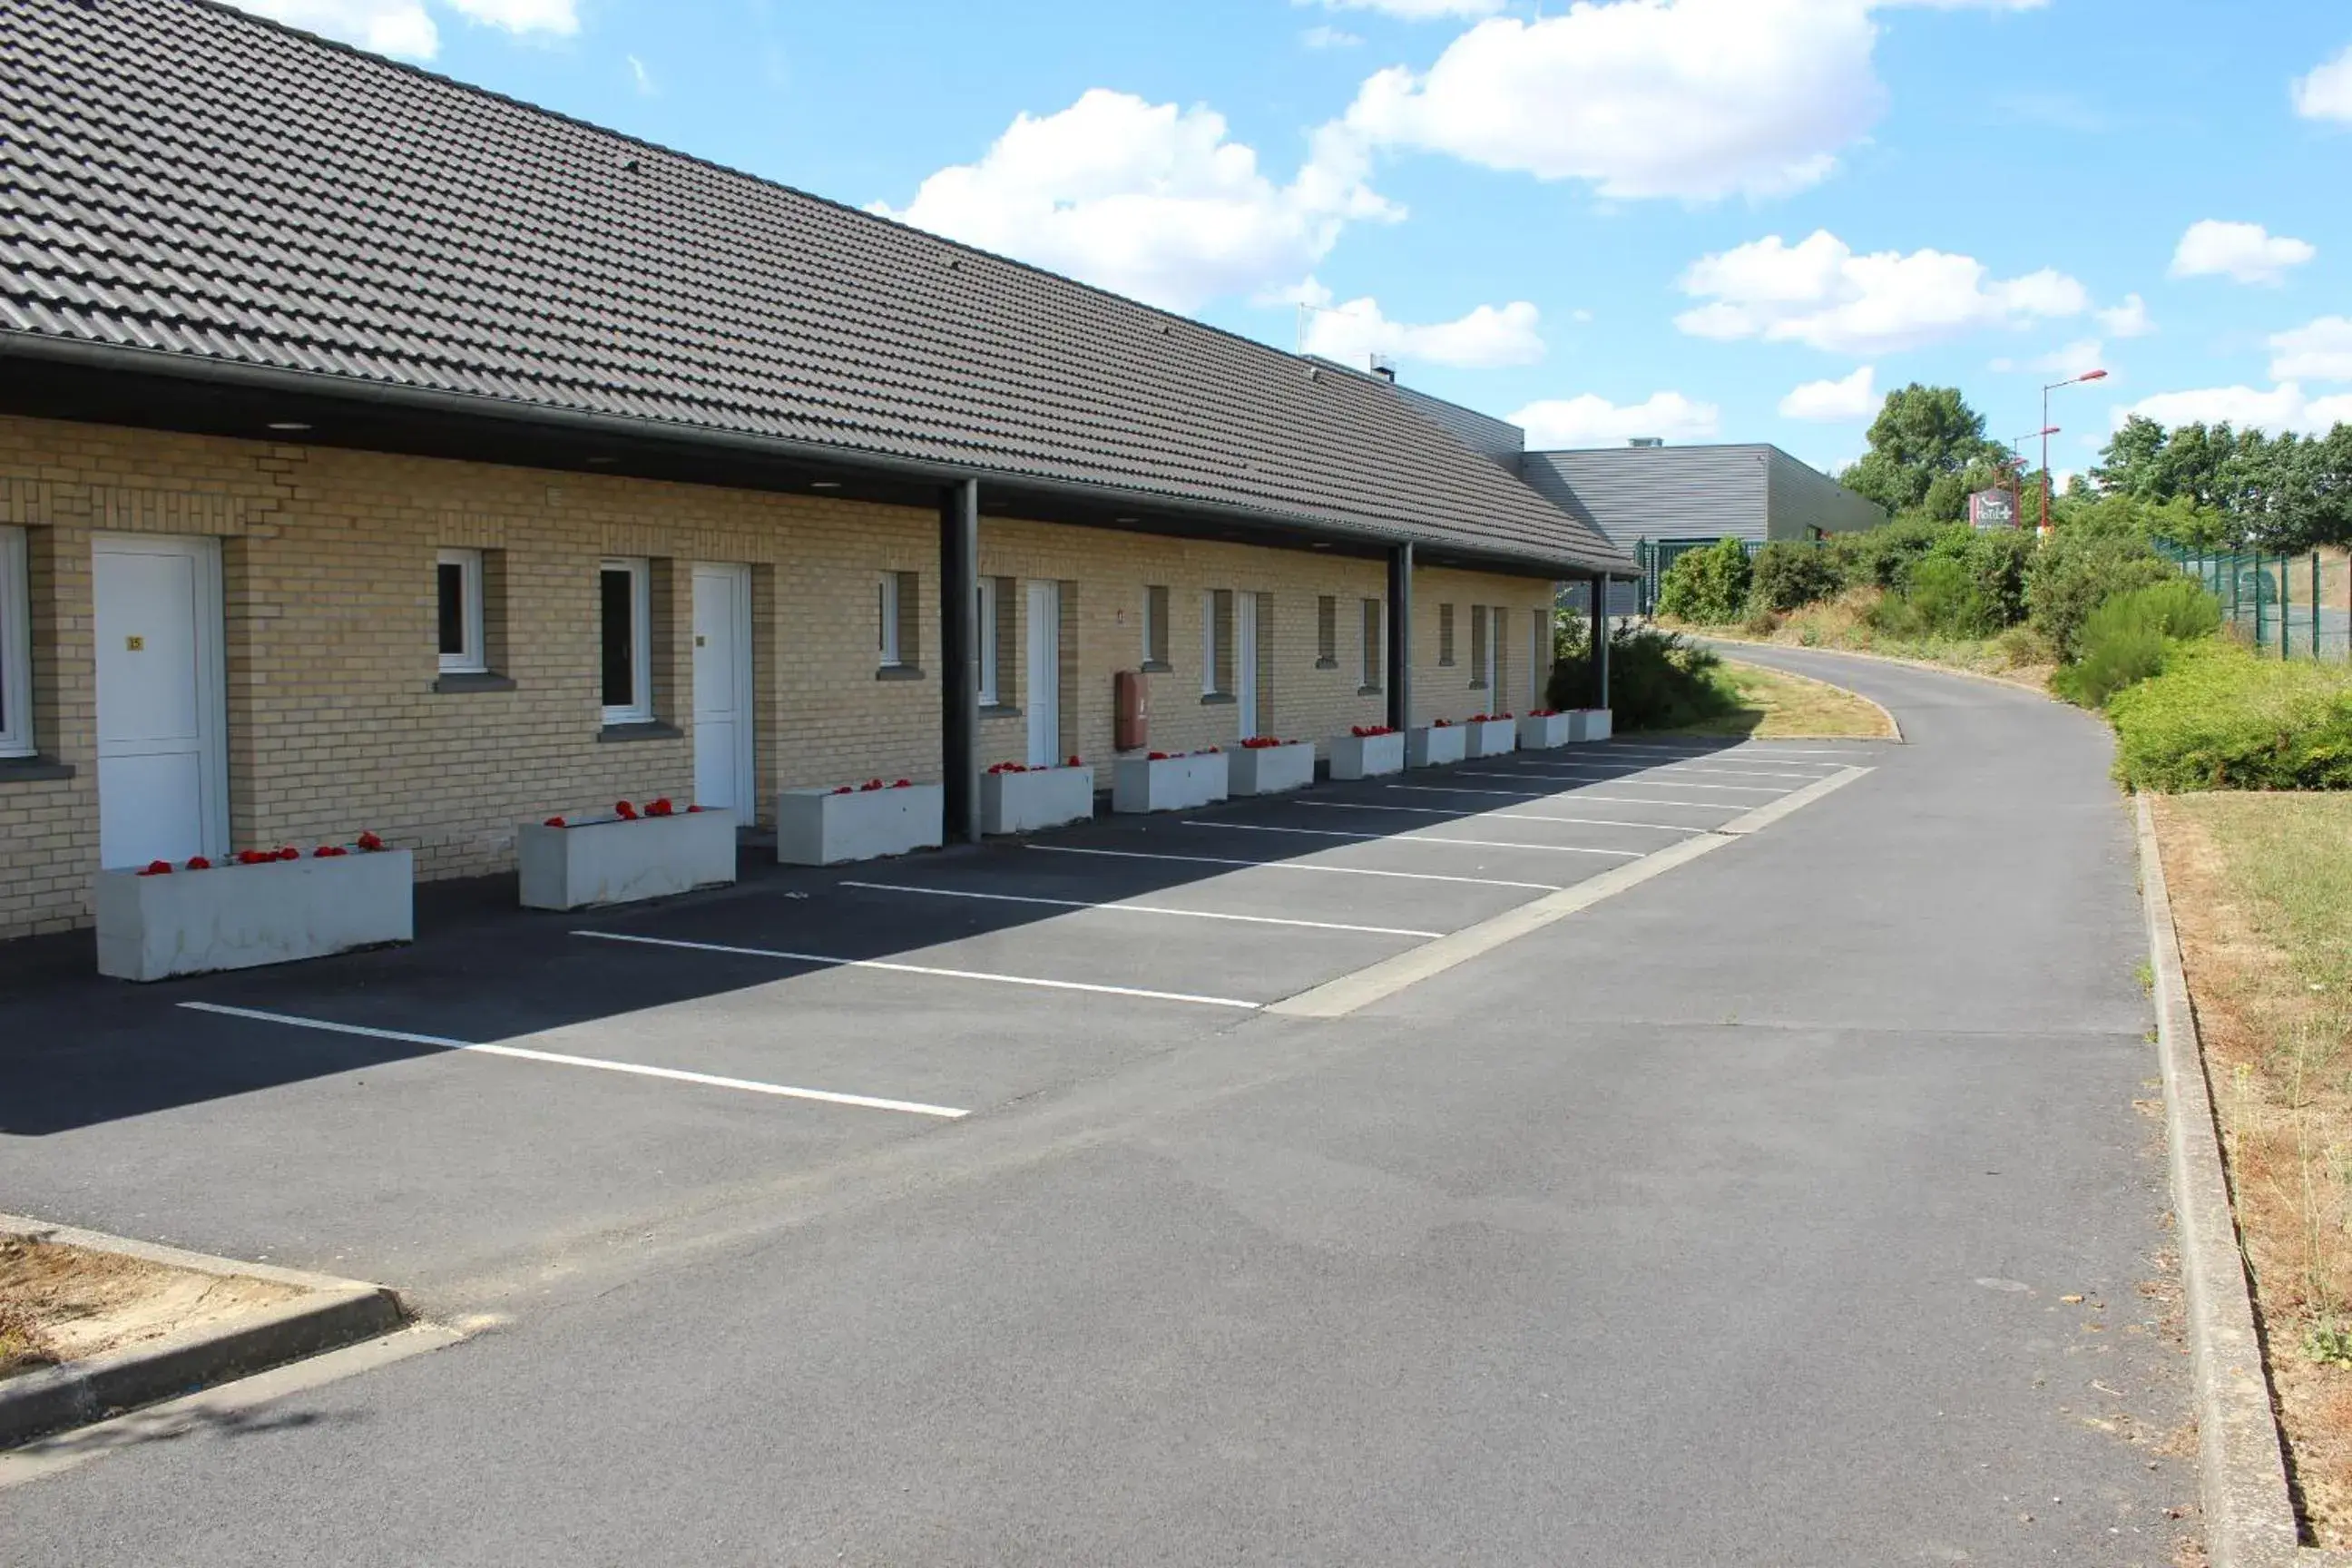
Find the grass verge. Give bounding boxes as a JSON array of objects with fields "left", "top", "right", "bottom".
[
  {"left": 1663, "top": 585, "right": 2058, "bottom": 692},
  {"left": 1659, "top": 658, "right": 1896, "bottom": 740},
  {"left": 2153, "top": 792, "right": 2352, "bottom": 1546}
]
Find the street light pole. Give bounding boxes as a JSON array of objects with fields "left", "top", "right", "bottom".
[
  {"left": 2009, "top": 427, "right": 2059, "bottom": 530},
  {"left": 2041, "top": 370, "right": 2108, "bottom": 534}
]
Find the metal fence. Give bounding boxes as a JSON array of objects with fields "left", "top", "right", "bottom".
[
  {"left": 2158, "top": 542, "right": 2352, "bottom": 662},
  {"left": 1632, "top": 537, "right": 1767, "bottom": 618}
]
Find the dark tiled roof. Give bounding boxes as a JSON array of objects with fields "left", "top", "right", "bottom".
[{"left": 0, "top": 0, "right": 1630, "bottom": 574}]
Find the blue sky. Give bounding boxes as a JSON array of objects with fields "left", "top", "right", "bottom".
[{"left": 247, "top": 0, "right": 2351, "bottom": 480}]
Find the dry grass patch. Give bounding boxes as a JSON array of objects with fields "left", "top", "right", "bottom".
[
  {"left": 1675, "top": 586, "right": 2059, "bottom": 692},
  {"left": 1663, "top": 658, "right": 1896, "bottom": 740},
  {"left": 2153, "top": 793, "right": 2352, "bottom": 1546}
]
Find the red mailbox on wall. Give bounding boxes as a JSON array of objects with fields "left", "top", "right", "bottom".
[{"left": 1114, "top": 670, "right": 1149, "bottom": 752}]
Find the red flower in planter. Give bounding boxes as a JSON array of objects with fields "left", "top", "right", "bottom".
[
  {"left": 1146, "top": 751, "right": 1170, "bottom": 761},
  {"left": 647, "top": 798, "right": 675, "bottom": 818},
  {"left": 1065, "top": 755, "right": 1083, "bottom": 769},
  {"left": 237, "top": 849, "right": 272, "bottom": 866},
  {"left": 357, "top": 832, "right": 386, "bottom": 852},
  {"left": 861, "top": 779, "right": 885, "bottom": 792},
  {"left": 1201, "top": 746, "right": 1221, "bottom": 755},
  {"left": 544, "top": 816, "right": 566, "bottom": 828},
  {"left": 894, "top": 779, "right": 913, "bottom": 789},
  {"left": 833, "top": 785, "right": 853, "bottom": 795},
  {"left": 614, "top": 800, "right": 638, "bottom": 820},
  {"left": 277, "top": 847, "right": 301, "bottom": 861},
  {"left": 313, "top": 846, "right": 348, "bottom": 858},
  {"left": 185, "top": 857, "right": 211, "bottom": 871},
  {"left": 687, "top": 805, "right": 703, "bottom": 814},
  {"left": 138, "top": 860, "right": 172, "bottom": 877}
]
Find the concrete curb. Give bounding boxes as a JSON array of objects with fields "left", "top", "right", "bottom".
[
  {"left": 1691, "top": 630, "right": 2058, "bottom": 701},
  {"left": 2136, "top": 799, "right": 2309, "bottom": 1567},
  {"left": 0, "top": 1213, "right": 407, "bottom": 1449}
]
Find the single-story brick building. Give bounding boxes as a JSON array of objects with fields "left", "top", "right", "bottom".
[{"left": 0, "top": 0, "right": 1630, "bottom": 942}]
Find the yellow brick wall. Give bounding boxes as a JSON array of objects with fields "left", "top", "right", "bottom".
[{"left": 0, "top": 415, "right": 1557, "bottom": 938}]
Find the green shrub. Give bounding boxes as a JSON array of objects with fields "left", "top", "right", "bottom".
[
  {"left": 2025, "top": 529, "right": 2176, "bottom": 659},
  {"left": 1655, "top": 536, "right": 1753, "bottom": 623},
  {"left": 1829, "top": 518, "right": 1946, "bottom": 591},
  {"left": 1865, "top": 555, "right": 1994, "bottom": 638},
  {"left": 1545, "top": 624, "right": 1740, "bottom": 730},
  {"left": 1748, "top": 542, "right": 1845, "bottom": 612},
  {"left": 1928, "top": 526, "right": 2033, "bottom": 627},
  {"left": 2107, "top": 643, "right": 2352, "bottom": 791},
  {"left": 2053, "top": 580, "right": 2228, "bottom": 708}
]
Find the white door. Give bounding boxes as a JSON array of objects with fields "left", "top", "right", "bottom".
[
  {"left": 1025, "top": 580, "right": 1059, "bottom": 767},
  {"left": 691, "top": 564, "right": 754, "bottom": 814},
  {"left": 1234, "top": 592, "right": 1259, "bottom": 738},
  {"left": 94, "top": 534, "right": 227, "bottom": 868}
]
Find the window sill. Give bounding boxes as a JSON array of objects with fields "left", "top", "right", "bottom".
[
  {"left": 876, "top": 665, "right": 927, "bottom": 681},
  {"left": 0, "top": 754, "right": 74, "bottom": 783},
  {"left": 1139, "top": 661, "right": 1173, "bottom": 675},
  {"left": 1357, "top": 685, "right": 1384, "bottom": 698},
  {"left": 597, "top": 720, "right": 682, "bottom": 743},
  {"left": 979, "top": 702, "right": 1023, "bottom": 720},
  {"left": 1199, "top": 692, "right": 1237, "bottom": 707},
  {"left": 433, "top": 671, "right": 517, "bottom": 694},
  {"left": 1314, "top": 658, "right": 1338, "bottom": 671}
]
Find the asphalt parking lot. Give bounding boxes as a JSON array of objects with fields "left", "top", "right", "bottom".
[{"left": 0, "top": 734, "right": 1884, "bottom": 1307}]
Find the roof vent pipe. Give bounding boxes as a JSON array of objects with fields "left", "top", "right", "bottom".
[
  {"left": 1369, "top": 356, "right": 1396, "bottom": 383},
  {"left": 1629, "top": 436, "right": 1664, "bottom": 447}
]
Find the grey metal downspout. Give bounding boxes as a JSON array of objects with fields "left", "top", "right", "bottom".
[
  {"left": 1387, "top": 543, "right": 1414, "bottom": 732},
  {"left": 1591, "top": 573, "right": 1611, "bottom": 711}
]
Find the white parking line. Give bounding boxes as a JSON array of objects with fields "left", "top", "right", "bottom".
[
  {"left": 574, "top": 929, "right": 1261, "bottom": 1011},
  {"left": 1024, "top": 842, "right": 1563, "bottom": 892},
  {"left": 1515, "top": 761, "right": 1837, "bottom": 780},
  {"left": 177, "top": 1001, "right": 972, "bottom": 1119},
  {"left": 1455, "top": 770, "right": 1788, "bottom": 795},
  {"left": 1387, "top": 784, "right": 1734, "bottom": 811},
  {"left": 1591, "top": 744, "right": 1871, "bottom": 759},
  {"left": 1296, "top": 800, "right": 1699, "bottom": 833},
  {"left": 1185, "top": 820, "right": 1642, "bottom": 858},
  {"left": 838, "top": 879, "right": 1443, "bottom": 939}
]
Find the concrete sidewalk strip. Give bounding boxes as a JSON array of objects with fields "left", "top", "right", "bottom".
[
  {"left": 0, "top": 1213, "right": 407, "bottom": 1450},
  {"left": 1024, "top": 843, "right": 1564, "bottom": 892},
  {"left": 1295, "top": 800, "right": 1698, "bottom": 833},
  {"left": 1181, "top": 821, "right": 1642, "bottom": 858},
  {"left": 179, "top": 1001, "right": 977, "bottom": 1116},
  {"left": 573, "top": 930, "right": 1263, "bottom": 1012},
  {"left": 836, "top": 880, "right": 1445, "bottom": 939},
  {"left": 2136, "top": 798, "right": 2306, "bottom": 1568},
  {"left": 1271, "top": 767, "right": 1871, "bottom": 1020}
]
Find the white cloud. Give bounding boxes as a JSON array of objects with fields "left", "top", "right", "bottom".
[
  {"left": 627, "top": 54, "right": 654, "bottom": 95},
  {"left": 1674, "top": 230, "right": 2086, "bottom": 356},
  {"left": 2169, "top": 220, "right": 2316, "bottom": 286},
  {"left": 229, "top": 0, "right": 438, "bottom": 55},
  {"left": 1313, "top": 0, "right": 1503, "bottom": 16},
  {"left": 2292, "top": 43, "right": 2352, "bottom": 122},
  {"left": 1779, "top": 366, "right": 1878, "bottom": 421},
  {"left": 873, "top": 90, "right": 1398, "bottom": 313},
  {"left": 2096, "top": 293, "right": 2154, "bottom": 338},
  {"left": 1303, "top": 297, "right": 1544, "bottom": 368},
  {"left": 1301, "top": 25, "right": 1364, "bottom": 49},
  {"left": 2121, "top": 383, "right": 2352, "bottom": 436},
  {"left": 2270, "top": 317, "right": 2352, "bottom": 384},
  {"left": 1989, "top": 338, "right": 2105, "bottom": 377},
  {"left": 224, "top": 0, "right": 574, "bottom": 57},
  {"left": 443, "top": 0, "right": 575, "bottom": 32},
  {"left": 1334, "top": 0, "right": 2045, "bottom": 203},
  {"left": 1509, "top": 392, "right": 1722, "bottom": 448}
]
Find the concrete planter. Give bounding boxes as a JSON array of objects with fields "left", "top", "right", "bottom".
[
  {"left": 1406, "top": 725, "right": 1466, "bottom": 768},
  {"left": 1517, "top": 713, "right": 1575, "bottom": 750},
  {"left": 1227, "top": 742, "right": 1315, "bottom": 798},
  {"left": 1112, "top": 752, "right": 1228, "bottom": 814},
  {"left": 518, "top": 808, "right": 737, "bottom": 911},
  {"left": 777, "top": 785, "right": 944, "bottom": 866},
  {"left": 1328, "top": 731, "right": 1405, "bottom": 780},
  {"left": 1463, "top": 719, "right": 1517, "bottom": 759},
  {"left": 96, "top": 849, "right": 414, "bottom": 982},
  {"left": 980, "top": 766, "right": 1095, "bottom": 836},
  {"left": 1568, "top": 709, "right": 1614, "bottom": 742}
]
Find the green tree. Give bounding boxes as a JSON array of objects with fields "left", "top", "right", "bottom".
[{"left": 1839, "top": 384, "right": 2010, "bottom": 515}]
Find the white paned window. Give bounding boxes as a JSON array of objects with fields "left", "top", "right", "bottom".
[
  {"left": 436, "top": 548, "right": 485, "bottom": 674},
  {"left": 600, "top": 557, "right": 652, "bottom": 725},
  {"left": 1361, "top": 598, "right": 1383, "bottom": 691},
  {"left": 0, "top": 526, "right": 30, "bottom": 758},
  {"left": 878, "top": 573, "right": 904, "bottom": 667},
  {"left": 976, "top": 576, "right": 1001, "bottom": 706},
  {"left": 1142, "top": 583, "right": 1170, "bottom": 666}
]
